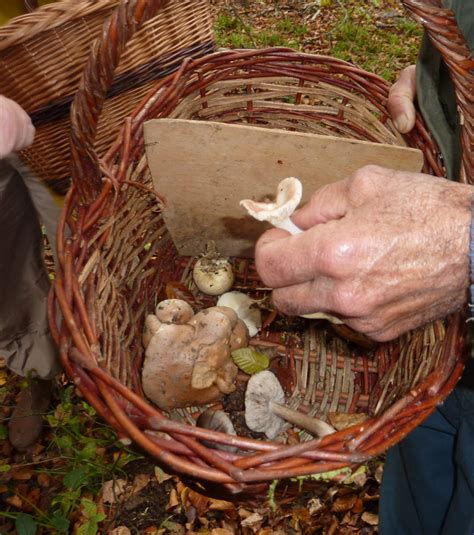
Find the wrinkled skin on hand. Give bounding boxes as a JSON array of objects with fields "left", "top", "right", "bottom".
[{"left": 255, "top": 66, "right": 473, "bottom": 342}]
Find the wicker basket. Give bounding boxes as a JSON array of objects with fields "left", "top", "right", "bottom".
[
  {"left": 51, "top": 0, "right": 471, "bottom": 497},
  {"left": 0, "top": 0, "right": 214, "bottom": 195}
]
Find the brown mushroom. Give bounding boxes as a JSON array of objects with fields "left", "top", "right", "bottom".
[{"left": 142, "top": 301, "right": 249, "bottom": 410}]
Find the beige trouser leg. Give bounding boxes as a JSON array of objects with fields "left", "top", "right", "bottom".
[{"left": 0, "top": 158, "right": 60, "bottom": 380}]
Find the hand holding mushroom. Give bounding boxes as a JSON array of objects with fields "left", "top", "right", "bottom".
[{"left": 142, "top": 299, "right": 249, "bottom": 410}]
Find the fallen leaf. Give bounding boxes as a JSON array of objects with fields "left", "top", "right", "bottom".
[
  {"left": 167, "top": 488, "right": 180, "bottom": 509},
  {"left": 11, "top": 468, "right": 34, "bottom": 480},
  {"left": 37, "top": 473, "right": 51, "bottom": 487},
  {"left": 241, "top": 512, "right": 264, "bottom": 528},
  {"left": 361, "top": 512, "right": 379, "bottom": 526},
  {"left": 100, "top": 479, "right": 127, "bottom": 504},
  {"left": 108, "top": 528, "right": 131, "bottom": 535},
  {"left": 210, "top": 529, "right": 235, "bottom": 535},
  {"left": 130, "top": 474, "right": 150, "bottom": 495},
  {"left": 154, "top": 466, "right": 173, "bottom": 484},
  {"left": 351, "top": 498, "right": 364, "bottom": 514},
  {"left": 5, "top": 495, "right": 23, "bottom": 508},
  {"left": 374, "top": 463, "right": 384, "bottom": 484},
  {"left": 208, "top": 498, "right": 235, "bottom": 511},
  {"left": 327, "top": 412, "right": 368, "bottom": 431},
  {"left": 0, "top": 369, "right": 7, "bottom": 386},
  {"left": 332, "top": 494, "right": 358, "bottom": 513},
  {"left": 307, "top": 497, "right": 324, "bottom": 516}
]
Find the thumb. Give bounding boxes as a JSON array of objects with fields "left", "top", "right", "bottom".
[
  {"left": 387, "top": 65, "right": 417, "bottom": 134},
  {"left": 292, "top": 179, "right": 349, "bottom": 229}
]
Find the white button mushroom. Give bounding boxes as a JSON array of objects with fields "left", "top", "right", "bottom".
[
  {"left": 245, "top": 370, "right": 336, "bottom": 439},
  {"left": 193, "top": 242, "right": 234, "bottom": 296}
]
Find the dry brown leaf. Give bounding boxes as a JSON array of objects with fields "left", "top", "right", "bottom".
[
  {"left": 308, "top": 497, "right": 324, "bottom": 516},
  {"left": 361, "top": 512, "right": 379, "bottom": 526},
  {"left": 0, "top": 484, "right": 8, "bottom": 493},
  {"left": 130, "top": 474, "right": 150, "bottom": 495},
  {"left": 187, "top": 488, "right": 210, "bottom": 516},
  {"left": 167, "top": 488, "right": 180, "bottom": 509},
  {"left": 327, "top": 412, "right": 368, "bottom": 431},
  {"left": 11, "top": 468, "right": 34, "bottom": 480},
  {"left": 241, "top": 512, "right": 264, "bottom": 528},
  {"left": 5, "top": 495, "right": 23, "bottom": 508},
  {"left": 210, "top": 529, "right": 235, "bottom": 535},
  {"left": 208, "top": 498, "right": 235, "bottom": 511},
  {"left": 351, "top": 498, "right": 364, "bottom": 514},
  {"left": 37, "top": 473, "right": 51, "bottom": 487},
  {"left": 374, "top": 464, "right": 384, "bottom": 484},
  {"left": 100, "top": 478, "right": 127, "bottom": 504},
  {"left": 332, "top": 494, "right": 358, "bottom": 513},
  {"left": 154, "top": 466, "right": 173, "bottom": 484},
  {"left": 108, "top": 527, "right": 131, "bottom": 535},
  {"left": 238, "top": 507, "right": 254, "bottom": 519}
]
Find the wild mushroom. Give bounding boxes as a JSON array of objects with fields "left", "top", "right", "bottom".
[
  {"left": 245, "top": 370, "right": 336, "bottom": 439},
  {"left": 193, "top": 241, "right": 234, "bottom": 296},
  {"left": 240, "top": 177, "right": 303, "bottom": 234},
  {"left": 142, "top": 300, "right": 249, "bottom": 410},
  {"left": 217, "top": 291, "right": 262, "bottom": 337},
  {"left": 241, "top": 178, "right": 343, "bottom": 325},
  {"left": 196, "top": 408, "right": 238, "bottom": 453}
]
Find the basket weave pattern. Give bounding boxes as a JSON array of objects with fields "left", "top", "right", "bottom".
[
  {"left": 50, "top": 0, "right": 470, "bottom": 496},
  {"left": 0, "top": 0, "right": 214, "bottom": 195}
]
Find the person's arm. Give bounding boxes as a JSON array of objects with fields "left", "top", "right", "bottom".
[
  {"left": 0, "top": 95, "right": 35, "bottom": 159},
  {"left": 255, "top": 67, "right": 472, "bottom": 342}
]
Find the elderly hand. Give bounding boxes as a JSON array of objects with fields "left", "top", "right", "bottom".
[
  {"left": 0, "top": 95, "right": 35, "bottom": 159},
  {"left": 255, "top": 167, "right": 471, "bottom": 341},
  {"left": 255, "top": 66, "right": 472, "bottom": 342}
]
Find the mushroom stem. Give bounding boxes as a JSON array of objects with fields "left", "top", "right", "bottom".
[
  {"left": 269, "top": 401, "right": 336, "bottom": 437},
  {"left": 276, "top": 218, "right": 302, "bottom": 235}
]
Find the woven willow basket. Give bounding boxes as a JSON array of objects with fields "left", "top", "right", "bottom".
[
  {"left": 0, "top": 0, "right": 214, "bottom": 195},
  {"left": 51, "top": 0, "right": 472, "bottom": 497}
]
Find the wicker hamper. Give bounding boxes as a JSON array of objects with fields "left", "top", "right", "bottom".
[
  {"left": 51, "top": 0, "right": 473, "bottom": 497},
  {"left": 0, "top": 0, "right": 215, "bottom": 195}
]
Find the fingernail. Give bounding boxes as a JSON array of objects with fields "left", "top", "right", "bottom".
[{"left": 394, "top": 113, "right": 409, "bottom": 133}]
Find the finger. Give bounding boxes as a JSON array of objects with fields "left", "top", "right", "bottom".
[
  {"left": 387, "top": 65, "right": 417, "bottom": 134},
  {"left": 256, "top": 225, "right": 338, "bottom": 289},
  {"left": 292, "top": 179, "right": 350, "bottom": 229},
  {"left": 270, "top": 276, "right": 337, "bottom": 316}
]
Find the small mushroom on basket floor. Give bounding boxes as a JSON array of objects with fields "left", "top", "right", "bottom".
[
  {"left": 245, "top": 370, "right": 336, "bottom": 440},
  {"left": 196, "top": 408, "right": 238, "bottom": 453}
]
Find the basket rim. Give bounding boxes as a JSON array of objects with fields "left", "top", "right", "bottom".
[{"left": 0, "top": 0, "right": 117, "bottom": 52}]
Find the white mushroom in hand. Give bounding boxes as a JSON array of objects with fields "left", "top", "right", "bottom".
[
  {"left": 241, "top": 178, "right": 343, "bottom": 325},
  {"left": 245, "top": 370, "right": 336, "bottom": 439},
  {"left": 240, "top": 177, "right": 303, "bottom": 235},
  {"left": 142, "top": 299, "right": 249, "bottom": 410}
]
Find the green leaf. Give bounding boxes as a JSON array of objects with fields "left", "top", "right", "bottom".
[
  {"left": 15, "top": 513, "right": 37, "bottom": 535},
  {"left": 50, "top": 511, "right": 70, "bottom": 533},
  {"left": 64, "top": 467, "right": 88, "bottom": 490},
  {"left": 231, "top": 347, "right": 269, "bottom": 375},
  {"left": 0, "top": 463, "right": 11, "bottom": 472}
]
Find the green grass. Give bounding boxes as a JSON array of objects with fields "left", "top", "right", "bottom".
[
  {"left": 214, "top": 2, "right": 422, "bottom": 82},
  {"left": 328, "top": 7, "right": 422, "bottom": 81}
]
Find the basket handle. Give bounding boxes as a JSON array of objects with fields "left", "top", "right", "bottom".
[
  {"left": 70, "top": 0, "right": 166, "bottom": 203},
  {"left": 402, "top": 0, "right": 473, "bottom": 184}
]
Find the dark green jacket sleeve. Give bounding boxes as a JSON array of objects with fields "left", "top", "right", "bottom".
[{"left": 416, "top": 0, "right": 473, "bottom": 180}]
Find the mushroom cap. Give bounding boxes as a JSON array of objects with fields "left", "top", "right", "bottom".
[
  {"left": 217, "top": 292, "right": 261, "bottom": 337},
  {"left": 196, "top": 409, "right": 238, "bottom": 453},
  {"left": 239, "top": 177, "right": 302, "bottom": 226},
  {"left": 245, "top": 370, "right": 285, "bottom": 439},
  {"left": 143, "top": 314, "right": 163, "bottom": 348},
  {"left": 155, "top": 299, "right": 194, "bottom": 324}
]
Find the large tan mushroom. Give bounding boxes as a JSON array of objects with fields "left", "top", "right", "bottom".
[{"left": 142, "top": 299, "right": 249, "bottom": 410}]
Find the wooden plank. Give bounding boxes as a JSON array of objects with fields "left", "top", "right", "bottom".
[{"left": 144, "top": 119, "right": 424, "bottom": 257}]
